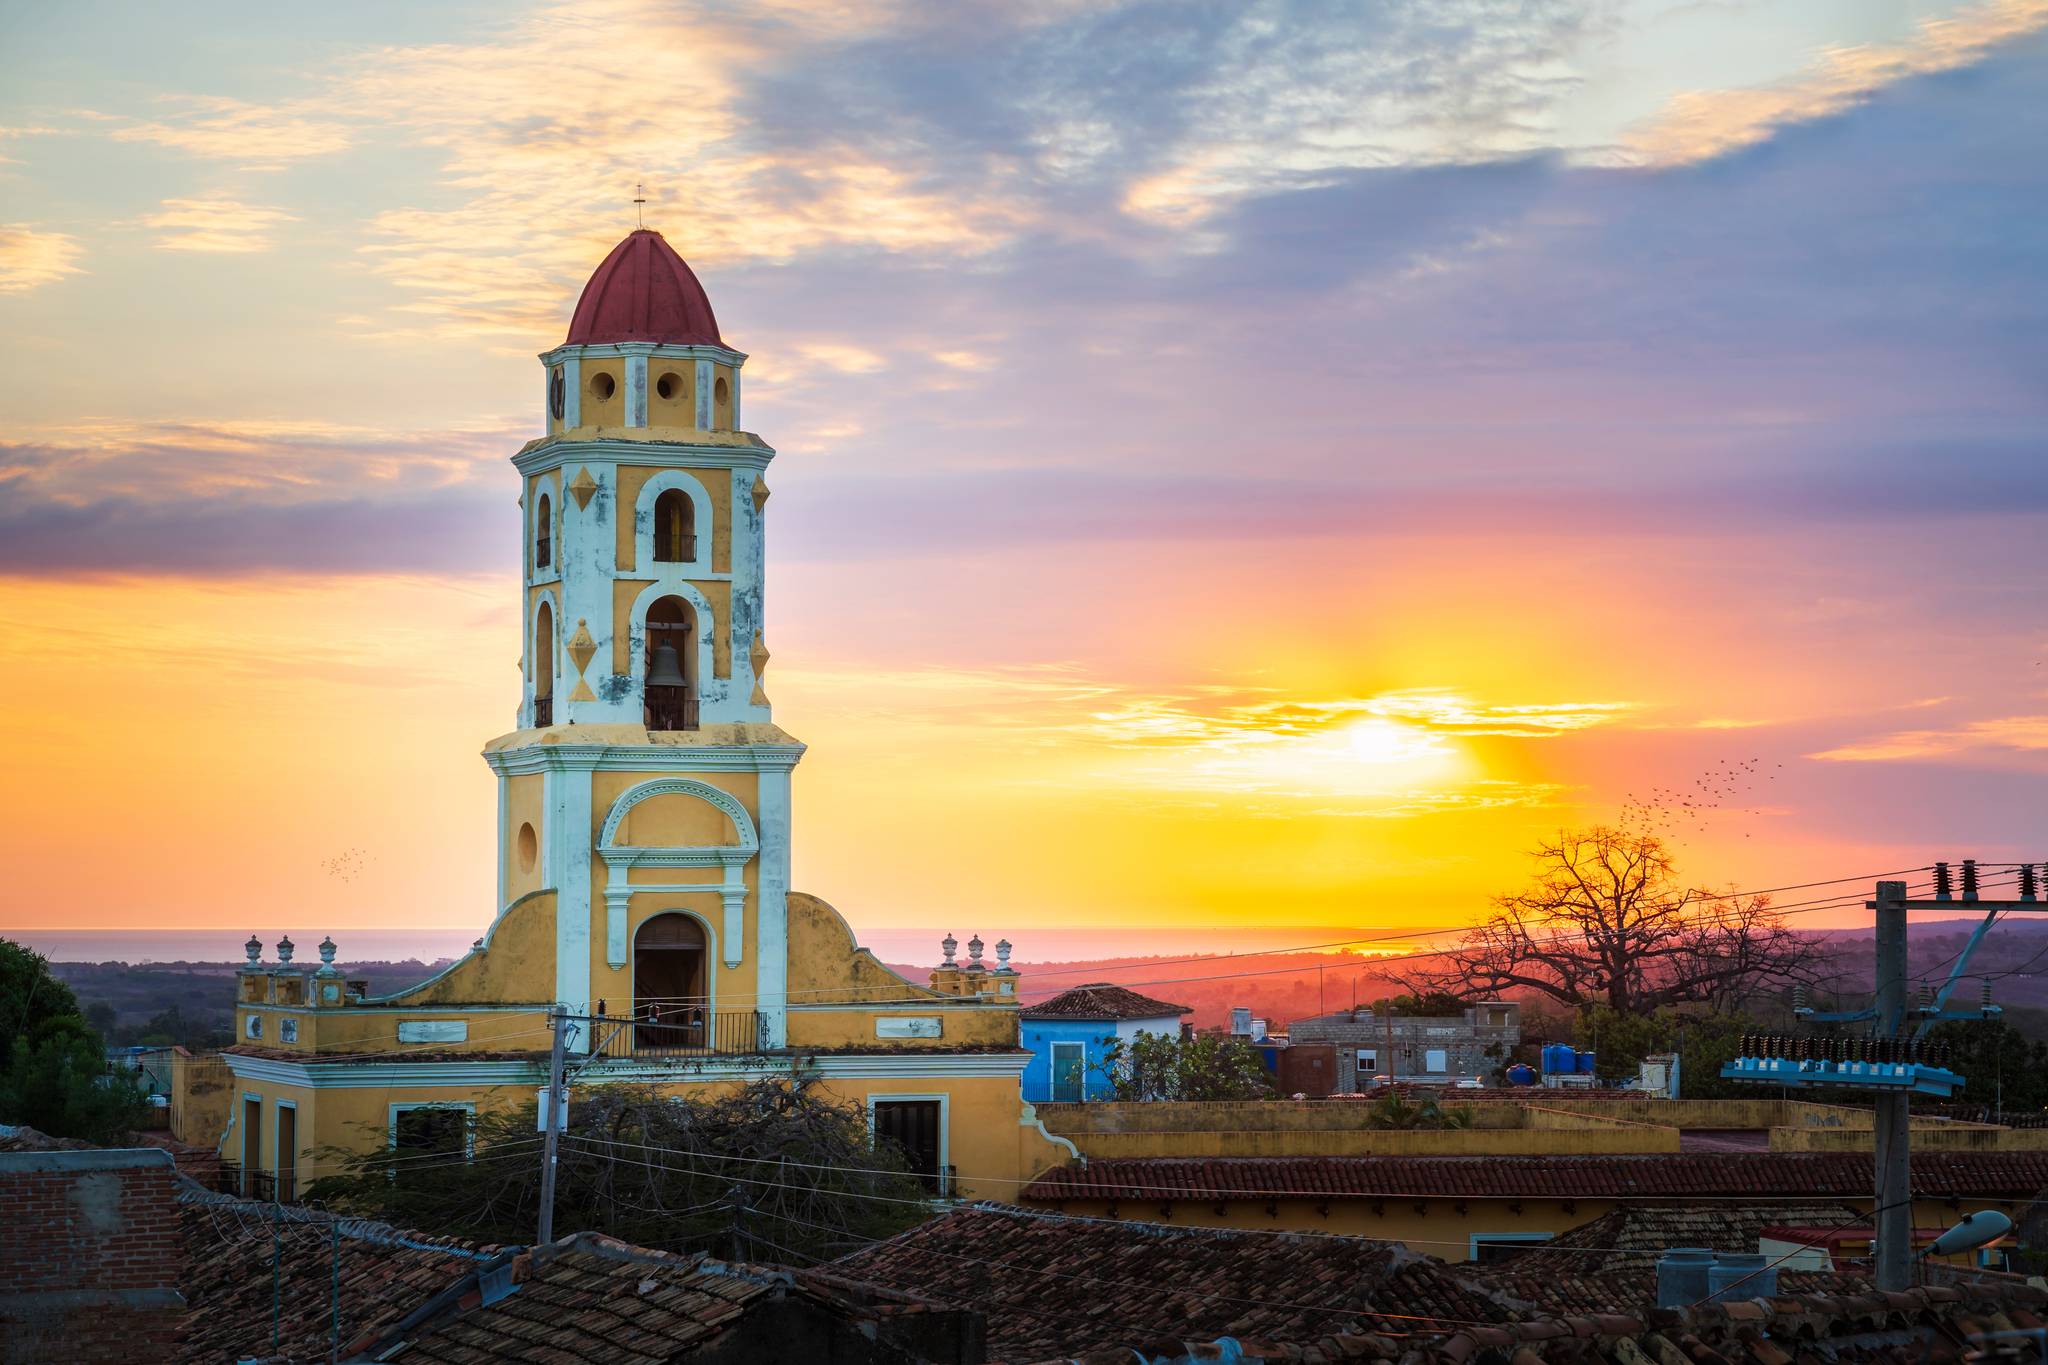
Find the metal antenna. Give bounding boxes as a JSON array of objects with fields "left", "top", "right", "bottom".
[{"left": 633, "top": 182, "right": 647, "bottom": 229}]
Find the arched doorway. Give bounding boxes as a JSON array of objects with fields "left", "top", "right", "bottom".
[
  {"left": 643, "top": 595, "right": 697, "bottom": 730},
  {"left": 633, "top": 913, "right": 707, "bottom": 1051}
]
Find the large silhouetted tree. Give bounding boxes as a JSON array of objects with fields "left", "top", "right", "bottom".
[{"left": 1397, "top": 828, "right": 1821, "bottom": 1015}]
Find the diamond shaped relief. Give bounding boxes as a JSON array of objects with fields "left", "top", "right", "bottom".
[
  {"left": 568, "top": 467, "right": 599, "bottom": 510},
  {"left": 568, "top": 619, "right": 598, "bottom": 675},
  {"left": 752, "top": 477, "right": 770, "bottom": 511}
]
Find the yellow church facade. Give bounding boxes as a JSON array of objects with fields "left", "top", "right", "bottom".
[{"left": 217, "top": 229, "right": 1075, "bottom": 1203}]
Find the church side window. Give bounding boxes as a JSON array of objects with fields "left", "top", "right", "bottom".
[
  {"left": 653, "top": 489, "right": 694, "bottom": 562},
  {"left": 534, "top": 601, "right": 555, "bottom": 726},
  {"left": 535, "top": 493, "right": 553, "bottom": 571}
]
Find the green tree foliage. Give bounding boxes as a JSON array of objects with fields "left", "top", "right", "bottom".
[
  {"left": 1373, "top": 992, "right": 1470, "bottom": 1016},
  {"left": 1925, "top": 1019, "right": 2048, "bottom": 1113},
  {"left": 1570, "top": 1004, "right": 1756, "bottom": 1098},
  {"left": 1362, "top": 1095, "right": 1476, "bottom": 1130},
  {"left": 303, "top": 1080, "right": 930, "bottom": 1263},
  {"left": 0, "top": 938, "right": 150, "bottom": 1142},
  {"left": 1092, "top": 1031, "right": 1275, "bottom": 1101}
]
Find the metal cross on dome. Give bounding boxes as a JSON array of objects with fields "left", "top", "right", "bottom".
[{"left": 633, "top": 182, "right": 646, "bottom": 229}]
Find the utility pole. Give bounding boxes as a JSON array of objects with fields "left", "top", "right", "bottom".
[
  {"left": 537, "top": 1006, "right": 567, "bottom": 1247},
  {"left": 1385, "top": 1001, "right": 1396, "bottom": 1086},
  {"left": 1872, "top": 879, "right": 1913, "bottom": 1292}
]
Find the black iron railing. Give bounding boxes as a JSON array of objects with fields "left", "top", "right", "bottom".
[
  {"left": 533, "top": 695, "right": 553, "bottom": 726},
  {"left": 654, "top": 533, "right": 698, "bottom": 563},
  {"left": 579, "top": 1008, "right": 766, "bottom": 1058},
  {"left": 644, "top": 689, "right": 698, "bottom": 731}
]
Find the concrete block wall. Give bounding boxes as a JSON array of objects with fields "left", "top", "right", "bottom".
[{"left": 0, "top": 1148, "right": 187, "bottom": 1363}]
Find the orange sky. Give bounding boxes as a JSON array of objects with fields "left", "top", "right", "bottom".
[{"left": 5, "top": 1, "right": 2048, "bottom": 958}]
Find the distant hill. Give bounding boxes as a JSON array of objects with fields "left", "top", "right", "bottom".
[
  {"left": 891, "top": 917, "right": 2048, "bottom": 1035},
  {"left": 39, "top": 914, "right": 2048, "bottom": 1048}
]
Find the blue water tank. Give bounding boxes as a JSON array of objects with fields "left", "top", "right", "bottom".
[
  {"left": 1656, "top": 1248, "right": 1715, "bottom": 1308},
  {"left": 1506, "top": 1064, "right": 1536, "bottom": 1086},
  {"left": 1541, "top": 1044, "right": 1571, "bottom": 1073},
  {"left": 1576, "top": 1050, "right": 1597, "bottom": 1075},
  {"left": 1707, "top": 1253, "right": 1775, "bottom": 1303}
]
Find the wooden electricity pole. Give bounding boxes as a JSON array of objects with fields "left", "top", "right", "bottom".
[{"left": 537, "top": 1007, "right": 567, "bottom": 1247}]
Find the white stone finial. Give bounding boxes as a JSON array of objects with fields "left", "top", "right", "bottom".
[
  {"left": 967, "top": 935, "right": 985, "bottom": 968},
  {"left": 940, "top": 933, "right": 957, "bottom": 967},
  {"left": 316, "top": 936, "right": 341, "bottom": 979},
  {"left": 244, "top": 934, "right": 263, "bottom": 966},
  {"left": 995, "top": 939, "right": 1013, "bottom": 972},
  {"left": 277, "top": 935, "right": 295, "bottom": 965}
]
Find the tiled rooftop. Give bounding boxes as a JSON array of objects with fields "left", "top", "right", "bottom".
[
  {"left": 830, "top": 1201, "right": 1519, "bottom": 1360},
  {"left": 1019, "top": 1281, "right": 2048, "bottom": 1364},
  {"left": 1019, "top": 983, "right": 1193, "bottom": 1021},
  {"left": 173, "top": 1191, "right": 964, "bottom": 1364},
  {"left": 1021, "top": 1151, "right": 2048, "bottom": 1203},
  {"left": 384, "top": 1241, "right": 783, "bottom": 1363},
  {"left": 1461, "top": 1200, "right": 1872, "bottom": 1314},
  {"left": 177, "top": 1186, "right": 495, "bottom": 1364}
]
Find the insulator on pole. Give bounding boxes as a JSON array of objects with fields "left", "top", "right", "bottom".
[
  {"left": 1792, "top": 984, "right": 1808, "bottom": 1011},
  {"left": 1982, "top": 978, "right": 1994, "bottom": 1008},
  {"left": 1920, "top": 982, "right": 1935, "bottom": 1007},
  {"left": 2021, "top": 864, "right": 2039, "bottom": 901},
  {"left": 1961, "top": 858, "right": 1980, "bottom": 901},
  {"left": 1933, "top": 862, "right": 1953, "bottom": 900}
]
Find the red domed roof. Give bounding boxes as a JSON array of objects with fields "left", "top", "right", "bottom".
[{"left": 564, "top": 229, "right": 722, "bottom": 346}]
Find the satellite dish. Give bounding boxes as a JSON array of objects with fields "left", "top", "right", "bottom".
[{"left": 1922, "top": 1209, "right": 2012, "bottom": 1258}]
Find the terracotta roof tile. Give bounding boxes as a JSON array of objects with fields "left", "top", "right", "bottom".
[
  {"left": 1021, "top": 1152, "right": 2048, "bottom": 1203},
  {"left": 831, "top": 1202, "right": 1517, "bottom": 1360},
  {"left": 1009, "top": 1280, "right": 2048, "bottom": 1365},
  {"left": 176, "top": 1187, "right": 493, "bottom": 1364},
  {"left": 1020, "top": 983, "right": 1194, "bottom": 1021},
  {"left": 1463, "top": 1201, "right": 1872, "bottom": 1315}
]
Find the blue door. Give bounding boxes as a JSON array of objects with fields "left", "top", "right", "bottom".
[{"left": 1052, "top": 1041, "right": 1085, "bottom": 1102}]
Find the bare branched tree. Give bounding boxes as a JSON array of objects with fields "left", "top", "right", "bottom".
[
  {"left": 1395, "top": 827, "right": 1822, "bottom": 1014},
  {"left": 304, "top": 1079, "right": 929, "bottom": 1263}
]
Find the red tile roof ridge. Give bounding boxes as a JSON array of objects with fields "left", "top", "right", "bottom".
[
  {"left": 950, "top": 1198, "right": 1399, "bottom": 1250},
  {"left": 1021, "top": 1150, "right": 2048, "bottom": 1202},
  {"left": 1020, "top": 981, "right": 1195, "bottom": 1020},
  {"left": 178, "top": 1182, "right": 501, "bottom": 1259}
]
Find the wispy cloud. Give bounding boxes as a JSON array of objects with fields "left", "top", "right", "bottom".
[
  {"left": 0, "top": 419, "right": 524, "bottom": 573},
  {"left": 1810, "top": 715, "right": 2048, "bottom": 763},
  {"left": 140, "top": 197, "right": 298, "bottom": 253},
  {"left": 797, "top": 341, "right": 888, "bottom": 374},
  {"left": 110, "top": 95, "right": 352, "bottom": 165},
  {"left": 1619, "top": 0, "right": 2048, "bottom": 165},
  {"left": 0, "top": 223, "right": 83, "bottom": 292}
]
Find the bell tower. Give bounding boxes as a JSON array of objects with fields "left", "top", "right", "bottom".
[{"left": 485, "top": 228, "right": 802, "bottom": 1045}]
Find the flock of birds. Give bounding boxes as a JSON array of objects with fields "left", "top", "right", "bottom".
[
  {"left": 1620, "top": 757, "right": 1783, "bottom": 840},
  {"left": 321, "top": 847, "right": 369, "bottom": 883}
]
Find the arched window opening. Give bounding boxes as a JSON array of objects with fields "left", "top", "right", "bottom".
[
  {"left": 534, "top": 601, "right": 555, "bottom": 726},
  {"left": 535, "top": 493, "right": 553, "bottom": 571},
  {"left": 644, "top": 596, "right": 698, "bottom": 731},
  {"left": 634, "top": 914, "right": 707, "bottom": 1051},
  {"left": 653, "top": 489, "right": 695, "bottom": 563}
]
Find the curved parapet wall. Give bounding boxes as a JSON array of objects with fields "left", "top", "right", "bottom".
[{"left": 372, "top": 889, "right": 559, "bottom": 1008}]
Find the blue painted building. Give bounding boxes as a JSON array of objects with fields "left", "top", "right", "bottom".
[{"left": 1019, "top": 983, "right": 1193, "bottom": 1103}]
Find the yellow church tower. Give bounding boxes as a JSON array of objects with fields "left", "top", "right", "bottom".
[
  {"left": 494, "top": 228, "right": 797, "bottom": 1039},
  {"left": 214, "top": 229, "right": 1076, "bottom": 1204}
]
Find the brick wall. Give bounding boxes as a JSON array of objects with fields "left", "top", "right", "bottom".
[{"left": 0, "top": 1148, "right": 187, "bottom": 1363}]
